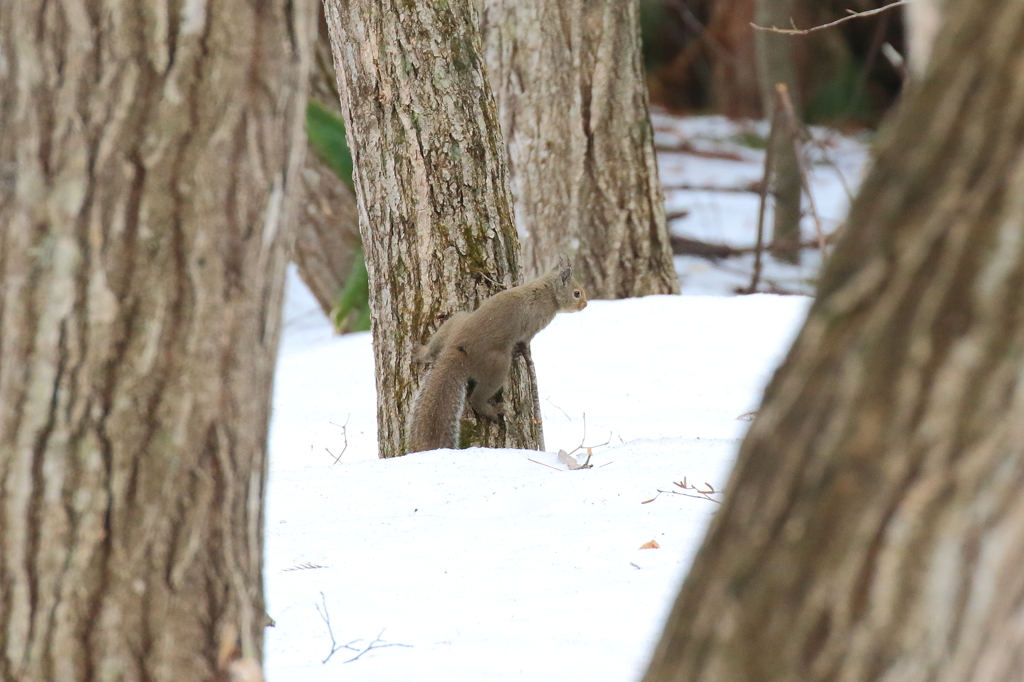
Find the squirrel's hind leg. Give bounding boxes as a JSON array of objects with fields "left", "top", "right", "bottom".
[{"left": 467, "top": 352, "right": 511, "bottom": 422}]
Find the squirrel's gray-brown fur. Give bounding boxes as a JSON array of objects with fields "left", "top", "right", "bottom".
[{"left": 408, "top": 265, "right": 588, "bottom": 453}]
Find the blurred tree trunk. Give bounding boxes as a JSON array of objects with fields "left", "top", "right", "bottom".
[
  {"left": 904, "top": 0, "right": 947, "bottom": 78},
  {"left": 0, "top": 0, "right": 311, "bottom": 679},
  {"left": 481, "top": 0, "right": 679, "bottom": 299},
  {"left": 644, "top": 2, "right": 1024, "bottom": 680},
  {"left": 708, "top": 0, "right": 762, "bottom": 118},
  {"left": 293, "top": 7, "right": 360, "bottom": 320},
  {"left": 755, "top": 0, "right": 803, "bottom": 264},
  {"left": 324, "top": 0, "right": 544, "bottom": 458}
]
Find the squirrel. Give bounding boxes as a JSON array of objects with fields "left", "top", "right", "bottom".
[{"left": 408, "top": 264, "right": 588, "bottom": 453}]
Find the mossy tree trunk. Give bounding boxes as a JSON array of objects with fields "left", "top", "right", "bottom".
[
  {"left": 644, "top": 2, "right": 1024, "bottom": 680},
  {"left": 480, "top": 0, "right": 679, "bottom": 299},
  {"left": 324, "top": 0, "right": 544, "bottom": 458},
  {"left": 0, "top": 0, "right": 312, "bottom": 680}
]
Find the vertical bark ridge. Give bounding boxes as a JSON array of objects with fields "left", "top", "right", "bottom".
[{"left": 0, "top": 1, "right": 313, "bottom": 679}]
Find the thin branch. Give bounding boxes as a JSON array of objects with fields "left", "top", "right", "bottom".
[
  {"left": 751, "top": 0, "right": 909, "bottom": 36},
  {"left": 343, "top": 629, "right": 413, "bottom": 664},
  {"left": 527, "top": 457, "right": 562, "bottom": 472},
  {"left": 642, "top": 477, "right": 724, "bottom": 505},
  {"left": 545, "top": 397, "right": 571, "bottom": 421},
  {"left": 664, "top": 182, "right": 761, "bottom": 195},
  {"left": 316, "top": 593, "right": 361, "bottom": 663},
  {"left": 744, "top": 100, "right": 778, "bottom": 294},
  {"left": 317, "top": 593, "right": 412, "bottom": 664},
  {"left": 326, "top": 416, "right": 350, "bottom": 464},
  {"left": 672, "top": 233, "right": 839, "bottom": 259}
]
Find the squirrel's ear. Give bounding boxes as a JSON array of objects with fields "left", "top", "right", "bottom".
[{"left": 560, "top": 267, "right": 572, "bottom": 284}]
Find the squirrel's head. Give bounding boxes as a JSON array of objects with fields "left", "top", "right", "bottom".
[{"left": 554, "top": 265, "right": 587, "bottom": 312}]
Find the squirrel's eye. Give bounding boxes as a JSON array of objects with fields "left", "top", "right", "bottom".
[{"left": 573, "top": 290, "right": 581, "bottom": 298}]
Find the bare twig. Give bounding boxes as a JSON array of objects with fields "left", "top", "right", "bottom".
[
  {"left": 326, "top": 416, "right": 350, "bottom": 464},
  {"left": 672, "top": 233, "right": 838, "bottom": 259},
  {"left": 283, "top": 561, "right": 327, "bottom": 572},
  {"left": 751, "top": 0, "right": 909, "bottom": 35},
  {"left": 641, "top": 476, "right": 724, "bottom": 505},
  {"left": 316, "top": 593, "right": 361, "bottom": 663},
  {"left": 527, "top": 457, "right": 562, "bottom": 472},
  {"left": 745, "top": 100, "right": 778, "bottom": 294},
  {"left": 343, "top": 629, "right": 413, "bottom": 664},
  {"left": 664, "top": 182, "right": 761, "bottom": 195},
  {"left": 654, "top": 140, "right": 745, "bottom": 160},
  {"left": 316, "top": 593, "right": 412, "bottom": 664},
  {"left": 545, "top": 397, "right": 571, "bottom": 421},
  {"left": 804, "top": 134, "right": 856, "bottom": 203},
  {"left": 565, "top": 414, "right": 611, "bottom": 458}
]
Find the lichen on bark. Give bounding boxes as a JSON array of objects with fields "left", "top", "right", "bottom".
[{"left": 324, "top": 0, "right": 544, "bottom": 458}]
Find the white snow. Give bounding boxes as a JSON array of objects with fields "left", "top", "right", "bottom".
[{"left": 263, "top": 114, "right": 867, "bottom": 680}]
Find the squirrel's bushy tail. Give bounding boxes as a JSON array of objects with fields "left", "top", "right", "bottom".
[{"left": 408, "top": 350, "right": 466, "bottom": 453}]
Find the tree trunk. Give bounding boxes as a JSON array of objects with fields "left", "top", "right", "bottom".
[
  {"left": 323, "top": 0, "right": 544, "bottom": 458},
  {"left": 904, "top": 0, "right": 947, "bottom": 78},
  {"left": 644, "top": 2, "right": 1024, "bottom": 680},
  {"left": 481, "top": 0, "right": 680, "bottom": 299},
  {"left": 293, "top": 7, "right": 360, "bottom": 321},
  {"left": 708, "top": 0, "right": 762, "bottom": 119},
  {"left": 755, "top": 0, "right": 803, "bottom": 264},
  {"left": 0, "top": 1, "right": 311, "bottom": 679},
  {"left": 294, "top": 152, "right": 359, "bottom": 319}
]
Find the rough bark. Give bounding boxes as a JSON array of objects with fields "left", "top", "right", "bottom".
[
  {"left": 755, "top": 0, "right": 803, "bottom": 264},
  {"left": 644, "top": 2, "right": 1024, "bottom": 681},
  {"left": 0, "top": 1, "right": 312, "bottom": 679},
  {"left": 481, "top": 0, "right": 680, "bottom": 299},
  {"left": 293, "top": 8, "right": 360, "bottom": 320},
  {"left": 323, "top": 0, "right": 544, "bottom": 458},
  {"left": 904, "top": 0, "right": 947, "bottom": 78}
]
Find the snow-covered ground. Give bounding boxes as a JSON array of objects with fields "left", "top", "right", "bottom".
[
  {"left": 263, "top": 115, "right": 869, "bottom": 680},
  {"left": 655, "top": 112, "right": 869, "bottom": 295}
]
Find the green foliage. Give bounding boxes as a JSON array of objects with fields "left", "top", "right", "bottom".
[
  {"left": 306, "top": 100, "right": 354, "bottom": 189},
  {"left": 639, "top": 0, "right": 684, "bottom": 74},
  {"left": 733, "top": 131, "right": 769, "bottom": 150},
  {"left": 805, "top": 59, "right": 874, "bottom": 125},
  {"left": 330, "top": 247, "right": 371, "bottom": 334},
  {"left": 306, "top": 99, "right": 368, "bottom": 334}
]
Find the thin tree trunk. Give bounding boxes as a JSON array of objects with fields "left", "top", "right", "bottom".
[
  {"left": 755, "top": 0, "right": 803, "bottom": 264},
  {"left": 293, "top": 7, "right": 360, "bottom": 320},
  {"left": 481, "top": 0, "right": 680, "bottom": 299},
  {"left": 644, "top": 2, "right": 1024, "bottom": 680},
  {"left": 0, "top": 1, "right": 312, "bottom": 679},
  {"left": 294, "top": 153, "right": 359, "bottom": 319},
  {"left": 324, "top": 0, "right": 544, "bottom": 458}
]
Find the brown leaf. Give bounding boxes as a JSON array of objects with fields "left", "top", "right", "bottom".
[{"left": 639, "top": 540, "right": 660, "bottom": 549}]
